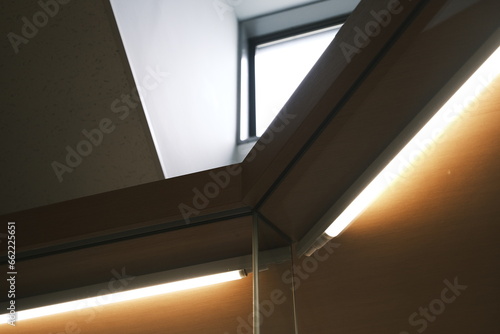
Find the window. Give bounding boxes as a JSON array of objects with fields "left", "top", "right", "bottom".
[
  {"left": 238, "top": 7, "right": 347, "bottom": 142},
  {"left": 251, "top": 25, "right": 341, "bottom": 137}
]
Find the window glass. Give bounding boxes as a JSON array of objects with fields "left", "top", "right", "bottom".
[{"left": 254, "top": 25, "right": 341, "bottom": 137}]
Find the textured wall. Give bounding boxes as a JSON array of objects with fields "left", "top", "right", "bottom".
[{"left": 0, "top": 0, "right": 163, "bottom": 215}]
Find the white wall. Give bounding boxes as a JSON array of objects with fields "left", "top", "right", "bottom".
[{"left": 110, "top": 0, "right": 241, "bottom": 178}]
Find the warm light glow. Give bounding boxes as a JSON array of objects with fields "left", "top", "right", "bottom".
[
  {"left": 325, "top": 46, "right": 500, "bottom": 238},
  {"left": 0, "top": 270, "right": 245, "bottom": 324}
]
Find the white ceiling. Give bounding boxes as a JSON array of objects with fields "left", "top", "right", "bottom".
[{"left": 234, "top": 0, "right": 360, "bottom": 21}]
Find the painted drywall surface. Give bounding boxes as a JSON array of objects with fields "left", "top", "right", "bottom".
[
  {"left": 110, "top": 0, "right": 240, "bottom": 178},
  {"left": 0, "top": 0, "right": 163, "bottom": 215}
]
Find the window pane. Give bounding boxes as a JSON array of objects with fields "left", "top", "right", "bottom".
[{"left": 254, "top": 25, "right": 341, "bottom": 136}]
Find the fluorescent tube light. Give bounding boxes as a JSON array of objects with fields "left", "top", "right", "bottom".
[
  {"left": 324, "top": 45, "right": 500, "bottom": 238},
  {"left": 0, "top": 270, "right": 245, "bottom": 324}
]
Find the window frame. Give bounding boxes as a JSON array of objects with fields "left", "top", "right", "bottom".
[{"left": 238, "top": 10, "right": 349, "bottom": 144}]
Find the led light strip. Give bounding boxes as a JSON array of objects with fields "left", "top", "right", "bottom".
[
  {"left": 0, "top": 270, "right": 245, "bottom": 324},
  {"left": 303, "top": 43, "right": 500, "bottom": 256},
  {"left": 323, "top": 45, "right": 500, "bottom": 238}
]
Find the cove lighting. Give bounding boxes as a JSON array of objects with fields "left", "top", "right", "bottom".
[
  {"left": 324, "top": 45, "right": 500, "bottom": 238},
  {"left": 0, "top": 270, "right": 245, "bottom": 324}
]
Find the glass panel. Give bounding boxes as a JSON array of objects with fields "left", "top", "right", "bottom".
[
  {"left": 254, "top": 25, "right": 341, "bottom": 136},
  {"left": 257, "top": 217, "right": 297, "bottom": 334}
]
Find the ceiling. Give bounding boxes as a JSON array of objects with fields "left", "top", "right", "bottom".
[
  {"left": 0, "top": 0, "right": 164, "bottom": 215},
  {"left": 0, "top": 0, "right": 362, "bottom": 216},
  {"left": 1, "top": 0, "right": 499, "bottom": 332},
  {"left": 2, "top": 0, "right": 498, "bottom": 293}
]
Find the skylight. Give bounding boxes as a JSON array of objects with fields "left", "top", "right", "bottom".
[{"left": 249, "top": 25, "right": 341, "bottom": 138}]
